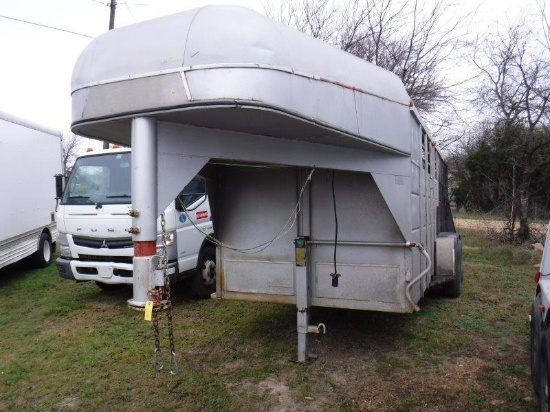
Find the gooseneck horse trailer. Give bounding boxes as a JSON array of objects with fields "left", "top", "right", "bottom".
[{"left": 70, "top": 5, "right": 462, "bottom": 362}]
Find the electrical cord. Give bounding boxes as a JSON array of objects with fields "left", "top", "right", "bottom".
[
  {"left": 332, "top": 170, "right": 338, "bottom": 273},
  {"left": 330, "top": 170, "right": 340, "bottom": 286}
]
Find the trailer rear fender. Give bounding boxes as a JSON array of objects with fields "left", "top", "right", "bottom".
[
  {"left": 435, "top": 237, "right": 455, "bottom": 277},
  {"left": 434, "top": 232, "right": 462, "bottom": 279}
]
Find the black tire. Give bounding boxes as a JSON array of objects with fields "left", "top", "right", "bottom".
[
  {"left": 191, "top": 245, "right": 216, "bottom": 299},
  {"left": 442, "top": 265, "right": 462, "bottom": 298},
  {"left": 539, "top": 330, "right": 550, "bottom": 412},
  {"left": 441, "top": 234, "right": 463, "bottom": 298},
  {"left": 95, "top": 281, "right": 125, "bottom": 291},
  {"left": 533, "top": 294, "right": 544, "bottom": 394},
  {"left": 30, "top": 232, "right": 53, "bottom": 268}
]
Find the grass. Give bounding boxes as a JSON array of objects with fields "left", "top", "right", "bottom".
[{"left": 0, "top": 230, "right": 539, "bottom": 411}]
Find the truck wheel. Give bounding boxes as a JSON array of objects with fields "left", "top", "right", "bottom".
[
  {"left": 31, "top": 232, "right": 53, "bottom": 268},
  {"left": 191, "top": 245, "right": 216, "bottom": 299},
  {"left": 533, "top": 294, "right": 544, "bottom": 394}
]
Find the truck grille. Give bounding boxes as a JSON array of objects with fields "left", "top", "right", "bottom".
[
  {"left": 78, "top": 255, "right": 133, "bottom": 264},
  {"left": 73, "top": 236, "right": 133, "bottom": 249}
]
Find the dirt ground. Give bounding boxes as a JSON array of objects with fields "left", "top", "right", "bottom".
[
  {"left": 454, "top": 217, "right": 547, "bottom": 233},
  {"left": 221, "top": 300, "right": 534, "bottom": 412}
]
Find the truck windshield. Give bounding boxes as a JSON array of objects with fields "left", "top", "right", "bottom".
[{"left": 61, "top": 152, "right": 131, "bottom": 205}]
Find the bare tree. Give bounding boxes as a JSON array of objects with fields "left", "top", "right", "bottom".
[
  {"left": 264, "top": 0, "right": 339, "bottom": 43},
  {"left": 538, "top": 0, "right": 550, "bottom": 51},
  {"left": 264, "top": 0, "right": 471, "bottom": 116},
  {"left": 61, "top": 133, "right": 83, "bottom": 175},
  {"left": 473, "top": 21, "right": 550, "bottom": 128},
  {"left": 471, "top": 17, "right": 550, "bottom": 240}
]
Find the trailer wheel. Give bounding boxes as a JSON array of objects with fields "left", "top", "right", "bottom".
[
  {"left": 191, "top": 245, "right": 216, "bottom": 299},
  {"left": 442, "top": 266, "right": 462, "bottom": 298},
  {"left": 532, "top": 294, "right": 544, "bottom": 395},
  {"left": 31, "top": 232, "right": 53, "bottom": 268}
]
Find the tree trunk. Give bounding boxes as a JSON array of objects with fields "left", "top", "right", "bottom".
[{"left": 517, "top": 189, "right": 530, "bottom": 241}]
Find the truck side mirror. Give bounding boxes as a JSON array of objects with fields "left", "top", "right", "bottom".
[{"left": 55, "top": 174, "right": 64, "bottom": 199}]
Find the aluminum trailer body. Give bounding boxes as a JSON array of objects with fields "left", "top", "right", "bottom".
[
  {"left": 70, "top": 5, "right": 461, "bottom": 361},
  {"left": 0, "top": 111, "right": 62, "bottom": 270}
]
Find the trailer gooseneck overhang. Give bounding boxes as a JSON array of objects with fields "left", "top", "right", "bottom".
[{"left": 70, "top": 5, "right": 462, "bottom": 363}]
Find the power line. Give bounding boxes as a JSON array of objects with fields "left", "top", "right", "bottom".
[{"left": 0, "top": 15, "right": 93, "bottom": 38}]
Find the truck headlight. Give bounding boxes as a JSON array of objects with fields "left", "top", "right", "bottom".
[
  {"left": 157, "top": 232, "right": 175, "bottom": 247},
  {"left": 58, "top": 232, "right": 71, "bottom": 258},
  {"left": 157, "top": 232, "right": 177, "bottom": 260}
]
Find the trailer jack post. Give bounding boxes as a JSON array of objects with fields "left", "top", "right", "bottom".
[
  {"left": 295, "top": 236, "right": 310, "bottom": 362},
  {"left": 297, "top": 320, "right": 328, "bottom": 363},
  {"left": 295, "top": 237, "right": 326, "bottom": 362},
  {"left": 128, "top": 253, "right": 159, "bottom": 309}
]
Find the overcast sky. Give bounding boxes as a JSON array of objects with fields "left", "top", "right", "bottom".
[{"left": 0, "top": 0, "right": 535, "bottom": 143}]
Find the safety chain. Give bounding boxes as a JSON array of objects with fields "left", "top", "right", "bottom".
[
  {"left": 151, "top": 213, "right": 179, "bottom": 375},
  {"left": 162, "top": 212, "right": 178, "bottom": 374},
  {"left": 152, "top": 310, "right": 162, "bottom": 370}
]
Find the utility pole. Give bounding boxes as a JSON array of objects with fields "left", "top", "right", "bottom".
[
  {"left": 103, "top": 1, "right": 117, "bottom": 149},
  {"left": 109, "top": 0, "right": 116, "bottom": 30}
]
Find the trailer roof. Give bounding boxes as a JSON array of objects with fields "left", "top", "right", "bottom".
[
  {"left": 71, "top": 5, "right": 413, "bottom": 154},
  {"left": 0, "top": 110, "right": 62, "bottom": 138}
]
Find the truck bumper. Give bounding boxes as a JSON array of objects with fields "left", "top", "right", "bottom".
[
  {"left": 56, "top": 257, "right": 177, "bottom": 285},
  {"left": 56, "top": 257, "right": 77, "bottom": 280}
]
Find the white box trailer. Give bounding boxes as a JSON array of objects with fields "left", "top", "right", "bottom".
[
  {"left": 0, "top": 111, "right": 62, "bottom": 270},
  {"left": 69, "top": 5, "right": 462, "bottom": 361}
]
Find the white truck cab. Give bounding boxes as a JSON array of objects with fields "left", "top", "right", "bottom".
[{"left": 56, "top": 148, "right": 216, "bottom": 297}]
